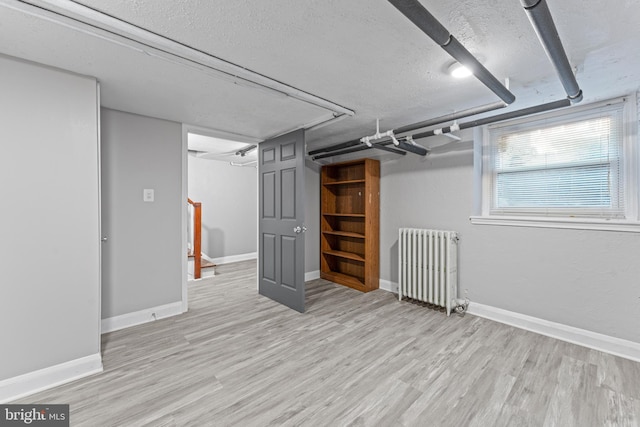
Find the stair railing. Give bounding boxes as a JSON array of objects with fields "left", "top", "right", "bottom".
[{"left": 187, "top": 198, "right": 202, "bottom": 279}]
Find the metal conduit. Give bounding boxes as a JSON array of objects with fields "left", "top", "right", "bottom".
[
  {"left": 313, "top": 142, "right": 407, "bottom": 161},
  {"left": 394, "top": 101, "right": 507, "bottom": 135},
  {"left": 308, "top": 139, "right": 361, "bottom": 156},
  {"left": 521, "top": 0, "right": 583, "bottom": 102},
  {"left": 309, "top": 100, "right": 505, "bottom": 157},
  {"left": 412, "top": 99, "right": 570, "bottom": 139},
  {"left": 312, "top": 99, "right": 570, "bottom": 160},
  {"left": 387, "top": 0, "right": 516, "bottom": 105}
]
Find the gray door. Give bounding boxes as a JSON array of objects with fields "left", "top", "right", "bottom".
[{"left": 258, "top": 129, "right": 306, "bottom": 313}]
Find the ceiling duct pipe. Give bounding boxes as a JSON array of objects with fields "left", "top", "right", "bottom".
[
  {"left": 309, "top": 100, "right": 506, "bottom": 157},
  {"left": 520, "top": 0, "right": 583, "bottom": 103},
  {"left": 373, "top": 145, "right": 408, "bottom": 155},
  {"left": 394, "top": 101, "right": 507, "bottom": 135},
  {"left": 387, "top": 0, "right": 516, "bottom": 105},
  {"left": 312, "top": 142, "right": 406, "bottom": 161},
  {"left": 412, "top": 99, "right": 570, "bottom": 139},
  {"left": 235, "top": 144, "right": 257, "bottom": 157},
  {"left": 308, "top": 138, "right": 360, "bottom": 156},
  {"left": 395, "top": 140, "right": 429, "bottom": 156}
]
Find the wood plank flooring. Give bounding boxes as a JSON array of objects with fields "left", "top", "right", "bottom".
[{"left": 16, "top": 260, "right": 640, "bottom": 426}]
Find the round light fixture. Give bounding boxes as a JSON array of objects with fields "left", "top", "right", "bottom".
[{"left": 448, "top": 62, "right": 472, "bottom": 78}]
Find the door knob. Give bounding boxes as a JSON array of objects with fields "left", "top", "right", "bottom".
[
  {"left": 293, "top": 226, "right": 307, "bottom": 234},
  {"left": 101, "top": 237, "right": 108, "bottom": 242}
]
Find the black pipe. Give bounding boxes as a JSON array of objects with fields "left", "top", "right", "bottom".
[
  {"left": 312, "top": 145, "right": 370, "bottom": 161},
  {"left": 387, "top": 0, "right": 515, "bottom": 105},
  {"left": 312, "top": 99, "right": 506, "bottom": 157},
  {"left": 394, "top": 101, "right": 507, "bottom": 134},
  {"left": 412, "top": 99, "right": 571, "bottom": 139},
  {"left": 396, "top": 140, "right": 429, "bottom": 156},
  {"left": 308, "top": 139, "right": 360, "bottom": 156},
  {"left": 521, "top": 0, "right": 583, "bottom": 103},
  {"left": 312, "top": 141, "right": 408, "bottom": 161},
  {"left": 235, "top": 144, "right": 257, "bottom": 157},
  {"left": 311, "top": 100, "right": 569, "bottom": 159},
  {"left": 374, "top": 145, "right": 408, "bottom": 155}
]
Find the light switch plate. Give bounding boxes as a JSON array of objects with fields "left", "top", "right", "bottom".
[{"left": 143, "top": 189, "right": 154, "bottom": 202}]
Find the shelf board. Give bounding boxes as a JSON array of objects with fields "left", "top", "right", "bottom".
[
  {"left": 322, "top": 179, "right": 365, "bottom": 186},
  {"left": 322, "top": 212, "right": 365, "bottom": 218},
  {"left": 321, "top": 271, "right": 365, "bottom": 289},
  {"left": 322, "top": 250, "right": 365, "bottom": 262},
  {"left": 322, "top": 230, "right": 365, "bottom": 239}
]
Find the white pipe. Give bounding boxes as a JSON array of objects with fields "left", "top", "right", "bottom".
[
  {"left": 230, "top": 161, "right": 257, "bottom": 167},
  {"left": 360, "top": 129, "right": 396, "bottom": 145}
]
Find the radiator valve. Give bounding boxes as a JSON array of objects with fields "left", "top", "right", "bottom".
[{"left": 453, "top": 297, "right": 469, "bottom": 315}]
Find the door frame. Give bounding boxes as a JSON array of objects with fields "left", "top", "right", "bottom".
[{"left": 180, "top": 123, "right": 263, "bottom": 311}]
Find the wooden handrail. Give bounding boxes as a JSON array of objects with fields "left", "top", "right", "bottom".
[{"left": 188, "top": 199, "right": 202, "bottom": 279}]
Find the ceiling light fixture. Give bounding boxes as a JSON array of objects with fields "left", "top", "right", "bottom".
[{"left": 448, "top": 62, "right": 473, "bottom": 78}]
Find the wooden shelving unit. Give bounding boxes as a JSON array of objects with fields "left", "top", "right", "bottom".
[{"left": 320, "top": 158, "right": 379, "bottom": 292}]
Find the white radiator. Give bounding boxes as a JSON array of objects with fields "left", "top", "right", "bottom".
[{"left": 398, "top": 228, "right": 459, "bottom": 316}]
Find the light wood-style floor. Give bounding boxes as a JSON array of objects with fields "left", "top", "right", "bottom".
[{"left": 18, "top": 260, "right": 640, "bottom": 426}]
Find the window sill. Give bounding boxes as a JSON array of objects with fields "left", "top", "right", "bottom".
[{"left": 469, "top": 215, "right": 640, "bottom": 233}]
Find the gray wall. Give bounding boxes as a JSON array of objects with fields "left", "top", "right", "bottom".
[
  {"left": 0, "top": 55, "right": 101, "bottom": 380},
  {"left": 380, "top": 132, "right": 640, "bottom": 344},
  {"left": 188, "top": 156, "right": 257, "bottom": 259},
  {"left": 101, "top": 108, "right": 182, "bottom": 319},
  {"left": 305, "top": 161, "right": 320, "bottom": 273}
]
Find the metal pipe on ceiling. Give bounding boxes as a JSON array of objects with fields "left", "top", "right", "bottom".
[
  {"left": 394, "top": 101, "right": 507, "bottom": 135},
  {"left": 312, "top": 142, "right": 407, "bottom": 161},
  {"left": 373, "top": 145, "right": 408, "bottom": 155},
  {"left": 308, "top": 100, "right": 505, "bottom": 157},
  {"left": 395, "top": 140, "right": 429, "bottom": 156},
  {"left": 312, "top": 99, "right": 570, "bottom": 160},
  {"left": 308, "top": 139, "right": 361, "bottom": 156},
  {"left": 520, "top": 0, "right": 583, "bottom": 103},
  {"left": 412, "top": 99, "right": 571, "bottom": 139},
  {"left": 387, "top": 0, "right": 516, "bottom": 105}
]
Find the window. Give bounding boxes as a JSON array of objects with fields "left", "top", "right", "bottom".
[{"left": 472, "top": 96, "right": 640, "bottom": 231}]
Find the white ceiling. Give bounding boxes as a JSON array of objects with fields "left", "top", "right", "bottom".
[{"left": 1, "top": 0, "right": 639, "bottom": 159}]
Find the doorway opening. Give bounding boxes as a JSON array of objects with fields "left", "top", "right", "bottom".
[{"left": 182, "top": 126, "right": 260, "bottom": 307}]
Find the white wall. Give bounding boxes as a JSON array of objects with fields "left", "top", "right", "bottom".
[
  {"left": 188, "top": 156, "right": 257, "bottom": 259},
  {"left": 0, "top": 56, "right": 101, "bottom": 384},
  {"left": 381, "top": 133, "right": 640, "bottom": 345},
  {"left": 101, "top": 108, "right": 183, "bottom": 319}
]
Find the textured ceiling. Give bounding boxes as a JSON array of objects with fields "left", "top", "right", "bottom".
[{"left": 1, "top": 0, "right": 639, "bottom": 159}]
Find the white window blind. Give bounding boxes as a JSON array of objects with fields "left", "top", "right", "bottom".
[{"left": 489, "top": 102, "right": 625, "bottom": 218}]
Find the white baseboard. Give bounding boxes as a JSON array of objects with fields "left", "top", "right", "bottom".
[
  {"left": 101, "top": 301, "right": 184, "bottom": 334},
  {"left": 379, "top": 279, "right": 398, "bottom": 293},
  {"left": 467, "top": 302, "right": 640, "bottom": 363},
  {"left": 0, "top": 353, "right": 103, "bottom": 403},
  {"left": 305, "top": 270, "right": 320, "bottom": 281},
  {"left": 378, "top": 279, "right": 640, "bottom": 362},
  {"left": 210, "top": 252, "right": 257, "bottom": 265}
]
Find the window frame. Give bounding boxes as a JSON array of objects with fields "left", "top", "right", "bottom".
[{"left": 471, "top": 95, "right": 640, "bottom": 232}]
